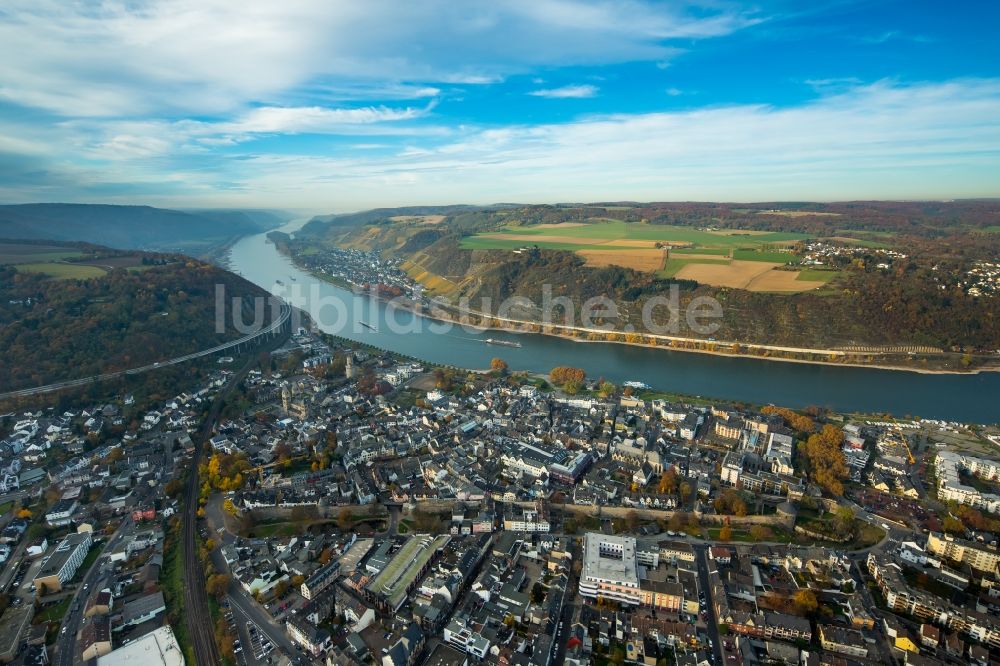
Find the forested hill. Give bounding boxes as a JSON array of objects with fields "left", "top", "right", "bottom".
[
  {"left": 0, "top": 204, "right": 286, "bottom": 255},
  {"left": 0, "top": 248, "right": 274, "bottom": 392},
  {"left": 291, "top": 200, "right": 1000, "bottom": 356}
]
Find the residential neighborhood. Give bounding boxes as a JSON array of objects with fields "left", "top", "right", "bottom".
[{"left": 0, "top": 324, "right": 998, "bottom": 666}]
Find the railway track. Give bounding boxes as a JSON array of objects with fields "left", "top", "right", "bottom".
[{"left": 180, "top": 307, "right": 293, "bottom": 665}]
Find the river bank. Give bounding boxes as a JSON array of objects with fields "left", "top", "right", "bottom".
[
  {"left": 229, "top": 224, "right": 1000, "bottom": 422},
  {"left": 285, "top": 247, "right": 998, "bottom": 376}
]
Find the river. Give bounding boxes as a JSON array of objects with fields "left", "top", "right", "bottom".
[{"left": 228, "top": 221, "right": 999, "bottom": 424}]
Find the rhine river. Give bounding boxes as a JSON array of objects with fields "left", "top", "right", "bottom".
[{"left": 228, "top": 221, "right": 1000, "bottom": 424}]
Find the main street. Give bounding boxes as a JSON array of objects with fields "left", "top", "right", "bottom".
[
  {"left": 56, "top": 517, "right": 133, "bottom": 666},
  {"left": 695, "top": 545, "right": 724, "bottom": 666}
]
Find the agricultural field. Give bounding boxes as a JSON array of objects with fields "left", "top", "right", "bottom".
[
  {"left": 388, "top": 214, "right": 445, "bottom": 224},
  {"left": 71, "top": 255, "right": 147, "bottom": 270},
  {"left": 466, "top": 220, "right": 807, "bottom": 247},
  {"left": 756, "top": 209, "right": 843, "bottom": 218},
  {"left": 0, "top": 242, "right": 83, "bottom": 264},
  {"left": 14, "top": 262, "right": 107, "bottom": 280},
  {"left": 462, "top": 220, "right": 828, "bottom": 291},
  {"left": 2, "top": 245, "right": 155, "bottom": 280}
]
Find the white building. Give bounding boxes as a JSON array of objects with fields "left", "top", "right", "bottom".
[{"left": 96, "top": 625, "right": 184, "bottom": 666}]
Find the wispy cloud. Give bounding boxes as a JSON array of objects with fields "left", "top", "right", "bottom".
[
  {"left": 860, "top": 30, "right": 934, "bottom": 44},
  {"left": 6, "top": 79, "right": 998, "bottom": 207},
  {"left": 0, "top": 0, "right": 754, "bottom": 117},
  {"left": 529, "top": 84, "right": 599, "bottom": 99}
]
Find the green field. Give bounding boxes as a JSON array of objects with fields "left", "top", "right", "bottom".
[
  {"left": 482, "top": 220, "right": 807, "bottom": 245},
  {"left": 15, "top": 262, "right": 107, "bottom": 279},
  {"left": 670, "top": 247, "right": 731, "bottom": 256},
  {"left": 796, "top": 268, "right": 838, "bottom": 283},
  {"left": 460, "top": 236, "right": 648, "bottom": 252},
  {"left": 0, "top": 250, "right": 83, "bottom": 264},
  {"left": 732, "top": 249, "right": 800, "bottom": 263}
]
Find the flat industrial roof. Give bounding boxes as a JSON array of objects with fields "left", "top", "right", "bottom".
[
  {"left": 96, "top": 626, "right": 184, "bottom": 666},
  {"left": 582, "top": 533, "right": 639, "bottom": 586}
]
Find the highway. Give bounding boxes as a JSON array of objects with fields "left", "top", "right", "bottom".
[{"left": 0, "top": 302, "right": 291, "bottom": 400}]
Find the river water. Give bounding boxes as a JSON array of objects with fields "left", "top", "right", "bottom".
[{"left": 228, "top": 221, "right": 999, "bottom": 423}]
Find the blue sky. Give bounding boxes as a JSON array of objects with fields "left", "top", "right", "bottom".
[{"left": 1, "top": 0, "right": 998, "bottom": 211}]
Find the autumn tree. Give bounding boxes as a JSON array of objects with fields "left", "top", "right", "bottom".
[
  {"left": 549, "top": 366, "right": 586, "bottom": 386},
  {"left": 799, "top": 425, "right": 849, "bottom": 496},
  {"left": 749, "top": 525, "right": 773, "bottom": 541},
  {"left": 658, "top": 467, "right": 679, "bottom": 495},
  {"left": 761, "top": 406, "right": 815, "bottom": 434},
  {"left": 337, "top": 507, "right": 353, "bottom": 531},
  {"left": 624, "top": 510, "right": 641, "bottom": 532},
  {"left": 206, "top": 573, "right": 231, "bottom": 600},
  {"left": 793, "top": 589, "right": 819, "bottom": 615},
  {"left": 714, "top": 489, "right": 748, "bottom": 517},
  {"left": 941, "top": 515, "right": 965, "bottom": 534},
  {"left": 668, "top": 512, "right": 687, "bottom": 532},
  {"left": 719, "top": 525, "right": 732, "bottom": 541},
  {"left": 490, "top": 358, "right": 508, "bottom": 374}
]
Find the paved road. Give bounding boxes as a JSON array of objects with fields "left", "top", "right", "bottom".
[
  {"left": 0, "top": 539, "right": 30, "bottom": 594},
  {"left": 695, "top": 545, "right": 724, "bottom": 666},
  {"left": 0, "top": 302, "right": 291, "bottom": 400},
  {"left": 56, "top": 519, "right": 133, "bottom": 666}
]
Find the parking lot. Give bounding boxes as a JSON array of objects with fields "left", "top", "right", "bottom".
[{"left": 227, "top": 597, "right": 277, "bottom": 665}]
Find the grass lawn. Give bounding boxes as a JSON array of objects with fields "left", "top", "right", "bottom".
[
  {"left": 704, "top": 526, "right": 790, "bottom": 542},
  {"left": 71, "top": 546, "right": 103, "bottom": 582},
  {"left": 246, "top": 517, "right": 338, "bottom": 539},
  {"left": 35, "top": 597, "right": 71, "bottom": 624},
  {"left": 981, "top": 225, "right": 1000, "bottom": 233},
  {"left": 162, "top": 529, "right": 197, "bottom": 665},
  {"left": 0, "top": 502, "right": 13, "bottom": 516},
  {"left": 15, "top": 262, "right": 107, "bottom": 279}
]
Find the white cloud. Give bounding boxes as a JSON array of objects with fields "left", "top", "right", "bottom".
[
  {"left": 220, "top": 104, "right": 433, "bottom": 135},
  {"left": 665, "top": 87, "right": 684, "bottom": 96},
  {"left": 7, "top": 78, "right": 993, "bottom": 208},
  {"left": 529, "top": 84, "right": 599, "bottom": 98},
  {"left": 0, "top": 0, "right": 756, "bottom": 117}
]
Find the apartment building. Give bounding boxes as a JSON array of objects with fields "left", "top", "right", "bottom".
[{"left": 926, "top": 532, "right": 1000, "bottom": 574}]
